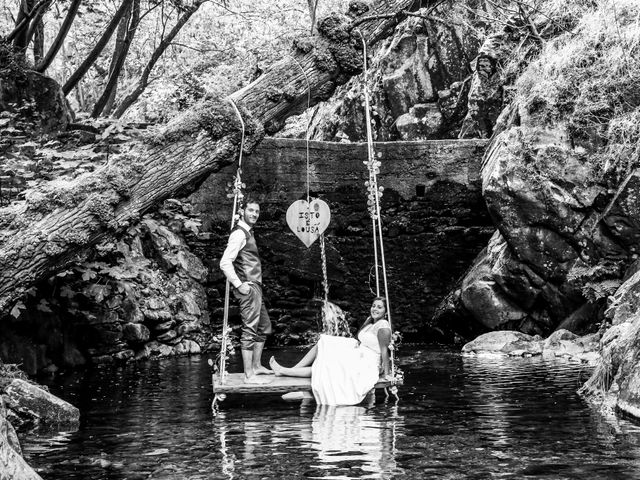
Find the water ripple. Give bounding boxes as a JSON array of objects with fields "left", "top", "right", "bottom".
[{"left": 18, "top": 347, "right": 640, "bottom": 479}]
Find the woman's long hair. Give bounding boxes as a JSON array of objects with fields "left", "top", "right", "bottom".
[{"left": 356, "top": 296, "right": 387, "bottom": 337}]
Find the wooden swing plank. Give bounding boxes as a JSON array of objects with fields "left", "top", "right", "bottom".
[{"left": 212, "top": 373, "right": 401, "bottom": 395}]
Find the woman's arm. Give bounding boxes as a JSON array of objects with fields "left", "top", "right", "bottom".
[{"left": 377, "top": 327, "right": 392, "bottom": 377}]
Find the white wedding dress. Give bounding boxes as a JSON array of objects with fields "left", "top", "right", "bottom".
[{"left": 311, "top": 319, "right": 390, "bottom": 405}]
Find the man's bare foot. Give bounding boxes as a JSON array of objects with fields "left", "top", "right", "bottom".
[
  {"left": 269, "top": 356, "right": 285, "bottom": 376},
  {"left": 254, "top": 365, "right": 274, "bottom": 375},
  {"left": 244, "top": 375, "right": 272, "bottom": 385}
]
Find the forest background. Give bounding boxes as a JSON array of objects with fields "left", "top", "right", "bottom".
[{"left": 1, "top": 0, "right": 345, "bottom": 123}]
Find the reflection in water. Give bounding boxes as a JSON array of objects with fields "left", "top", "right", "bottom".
[
  {"left": 215, "top": 399, "right": 404, "bottom": 479},
  {"left": 19, "top": 347, "right": 640, "bottom": 479},
  {"left": 301, "top": 401, "right": 401, "bottom": 479}
]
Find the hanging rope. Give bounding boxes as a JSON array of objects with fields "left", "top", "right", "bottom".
[
  {"left": 293, "top": 56, "right": 332, "bottom": 329},
  {"left": 217, "top": 97, "right": 246, "bottom": 386},
  {"left": 356, "top": 30, "right": 397, "bottom": 389},
  {"left": 292, "top": 57, "right": 312, "bottom": 204}
]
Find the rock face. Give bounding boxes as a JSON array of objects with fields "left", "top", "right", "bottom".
[
  {"left": 0, "top": 201, "right": 212, "bottom": 372},
  {"left": 302, "top": 8, "right": 481, "bottom": 142},
  {"left": 579, "top": 264, "right": 640, "bottom": 419},
  {"left": 457, "top": 18, "right": 524, "bottom": 139},
  {"left": 0, "top": 397, "right": 42, "bottom": 480},
  {"left": 190, "top": 137, "right": 492, "bottom": 343},
  {"left": 438, "top": 1, "right": 640, "bottom": 339}
]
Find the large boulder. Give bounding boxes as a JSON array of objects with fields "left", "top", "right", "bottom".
[
  {"left": 2, "top": 379, "right": 79, "bottom": 429},
  {"left": 440, "top": 1, "right": 640, "bottom": 338},
  {"left": 0, "top": 397, "right": 42, "bottom": 480},
  {"left": 0, "top": 44, "right": 72, "bottom": 133}
]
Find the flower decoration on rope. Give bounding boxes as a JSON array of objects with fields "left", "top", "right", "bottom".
[
  {"left": 364, "top": 156, "right": 384, "bottom": 219},
  {"left": 225, "top": 168, "right": 245, "bottom": 224}
]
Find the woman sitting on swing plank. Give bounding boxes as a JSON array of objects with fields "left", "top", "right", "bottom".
[{"left": 269, "top": 297, "right": 392, "bottom": 406}]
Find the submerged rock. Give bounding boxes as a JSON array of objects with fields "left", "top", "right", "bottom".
[
  {"left": 463, "top": 329, "right": 600, "bottom": 363},
  {"left": 0, "top": 398, "right": 42, "bottom": 480},
  {"left": 2, "top": 379, "right": 79, "bottom": 429},
  {"left": 462, "top": 331, "right": 542, "bottom": 356}
]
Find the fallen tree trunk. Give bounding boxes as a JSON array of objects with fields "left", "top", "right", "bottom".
[{"left": 0, "top": 0, "right": 422, "bottom": 312}]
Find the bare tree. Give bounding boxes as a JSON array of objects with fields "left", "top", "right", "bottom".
[
  {"left": 114, "top": 0, "right": 206, "bottom": 118},
  {"left": 62, "top": 0, "right": 133, "bottom": 96},
  {"left": 307, "top": 0, "right": 319, "bottom": 33},
  {"left": 35, "top": 0, "right": 82, "bottom": 72},
  {"left": 91, "top": 0, "right": 141, "bottom": 117}
]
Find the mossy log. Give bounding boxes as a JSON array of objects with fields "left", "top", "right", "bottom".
[{"left": 0, "top": 0, "right": 423, "bottom": 312}]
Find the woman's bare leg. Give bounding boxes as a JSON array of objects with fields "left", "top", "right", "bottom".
[
  {"left": 293, "top": 345, "right": 318, "bottom": 368},
  {"left": 269, "top": 357, "right": 312, "bottom": 377}
]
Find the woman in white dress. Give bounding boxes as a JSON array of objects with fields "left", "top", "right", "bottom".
[{"left": 269, "top": 297, "right": 392, "bottom": 405}]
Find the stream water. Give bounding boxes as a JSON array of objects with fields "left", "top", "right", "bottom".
[{"left": 19, "top": 346, "right": 640, "bottom": 479}]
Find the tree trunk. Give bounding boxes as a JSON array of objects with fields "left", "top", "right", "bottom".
[
  {"left": 307, "top": 0, "right": 319, "bottom": 34},
  {"left": 92, "top": 0, "right": 140, "bottom": 117},
  {"left": 35, "top": 0, "right": 82, "bottom": 73},
  {"left": 7, "top": 0, "right": 49, "bottom": 46},
  {"left": 31, "top": 16, "right": 44, "bottom": 63},
  {"left": 11, "top": 0, "right": 36, "bottom": 53},
  {"left": 62, "top": 0, "right": 133, "bottom": 96},
  {"left": 0, "top": 0, "right": 422, "bottom": 312},
  {"left": 25, "top": 0, "right": 50, "bottom": 62},
  {"left": 114, "top": 1, "right": 204, "bottom": 119},
  {"left": 100, "top": 1, "right": 134, "bottom": 115}
]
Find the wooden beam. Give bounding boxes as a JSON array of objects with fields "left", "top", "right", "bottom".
[{"left": 212, "top": 373, "right": 402, "bottom": 395}]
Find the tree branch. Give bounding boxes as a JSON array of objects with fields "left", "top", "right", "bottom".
[
  {"left": 35, "top": 0, "right": 82, "bottom": 72},
  {"left": 62, "top": 0, "right": 133, "bottom": 96},
  {"left": 6, "top": 0, "right": 49, "bottom": 44},
  {"left": 114, "top": 1, "right": 205, "bottom": 118},
  {"left": 92, "top": 0, "right": 141, "bottom": 117}
]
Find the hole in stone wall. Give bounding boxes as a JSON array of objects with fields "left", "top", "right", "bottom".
[{"left": 416, "top": 184, "right": 426, "bottom": 198}]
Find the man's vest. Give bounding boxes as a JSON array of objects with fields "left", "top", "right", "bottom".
[{"left": 232, "top": 225, "right": 262, "bottom": 284}]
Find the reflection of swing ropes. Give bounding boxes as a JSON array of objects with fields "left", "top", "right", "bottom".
[
  {"left": 219, "top": 422, "right": 235, "bottom": 479},
  {"left": 357, "top": 29, "right": 397, "bottom": 392}
]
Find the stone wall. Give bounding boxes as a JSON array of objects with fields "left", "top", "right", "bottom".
[{"left": 189, "top": 137, "right": 492, "bottom": 344}]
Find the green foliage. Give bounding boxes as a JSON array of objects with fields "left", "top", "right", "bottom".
[
  {"left": 567, "top": 258, "right": 624, "bottom": 302},
  {"left": 1, "top": 0, "right": 345, "bottom": 121},
  {"left": 515, "top": 0, "right": 640, "bottom": 178}
]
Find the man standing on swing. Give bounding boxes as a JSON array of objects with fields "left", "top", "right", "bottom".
[{"left": 220, "top": 197, "right": 274, "bottom": 384}]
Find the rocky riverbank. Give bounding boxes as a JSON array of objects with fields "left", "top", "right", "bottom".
[
  {"left": 462, "top": 329, "right": 600, "bottom": 365},
  {"left": 0, "top": 366, "right": 79, "bottom": 479}
]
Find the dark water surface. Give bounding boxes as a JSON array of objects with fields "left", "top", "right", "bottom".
[{"left": 20, "top": 347, "right": 640, "bottom": 479}]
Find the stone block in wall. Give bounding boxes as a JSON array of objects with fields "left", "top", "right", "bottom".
[
  {"left": 143, "top": 309, "right": 172, "bottom": 323},
  {"left": 123, "top": 323, "right": 150, "bottom": 345},
  {"left": 154, "top": 320, "right": 176, "bottom": 332}
]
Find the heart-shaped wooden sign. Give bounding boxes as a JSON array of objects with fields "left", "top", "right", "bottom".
[{"left": 286, "top": 199, "right": 331, "bottom": 248}]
